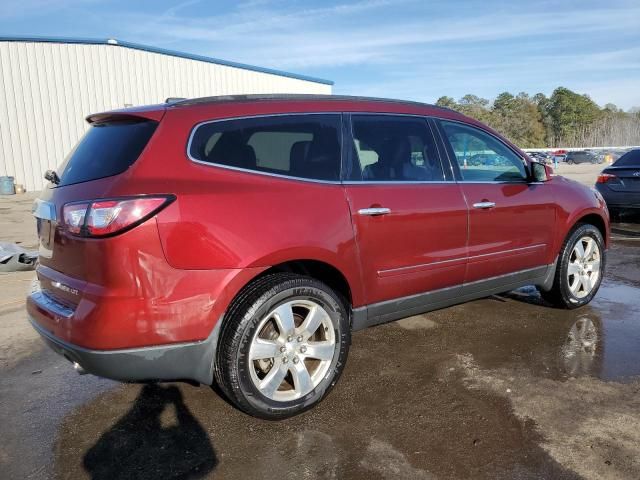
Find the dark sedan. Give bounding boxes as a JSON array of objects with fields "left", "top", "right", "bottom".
[
  {"left": 566, "top": 151, "right": 598, "bottom": 164},
  {"left": 596, "top": 149, "right": 640, "bottom": 218}
]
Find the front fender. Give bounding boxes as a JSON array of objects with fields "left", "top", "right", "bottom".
[{"left": 552, "top": 177, "right": 611, "bottom": 253}]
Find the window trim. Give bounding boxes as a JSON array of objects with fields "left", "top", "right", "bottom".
[
  {"left": 434, "top": 118, "right": 531, "bottom": 184},
  {"left": 185, "top": 112, "right": 344, "bottom": 185},
  {"left": 345, "top": 112, "right": 451, "bottom": 184}
]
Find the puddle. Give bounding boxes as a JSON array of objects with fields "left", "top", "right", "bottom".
[
  {"left": 503, "top": 280, "right": 640, "bottom": 382},
  {"left": 590, "top": 283, "right": 640, "bottom": 380}
]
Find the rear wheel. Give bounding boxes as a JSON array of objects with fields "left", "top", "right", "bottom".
[
  {"left": 541, "top": 224, "right": 605, "bottom": 309},
  {"left": 214, "top": 273, "right": 350, "bottom": 419}
]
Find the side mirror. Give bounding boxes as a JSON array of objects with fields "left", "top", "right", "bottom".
[{"left": 530, "top": 161, "right": 553, "bottom": 182}]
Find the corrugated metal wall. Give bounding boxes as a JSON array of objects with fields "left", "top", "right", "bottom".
[{"left": 0, "top": 41, "right": 332, "bottom": 191}]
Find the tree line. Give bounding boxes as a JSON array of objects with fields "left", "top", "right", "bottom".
[{"left": 435, "top": 87, "right": 640, "bottom": 148}]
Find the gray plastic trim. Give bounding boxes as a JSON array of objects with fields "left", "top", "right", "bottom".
[
  {"left": 352, "top": 264, "right": 554, "bottom": 331},
  {"left": 29, "top": 316, "right": 222, "bottom": 385}
]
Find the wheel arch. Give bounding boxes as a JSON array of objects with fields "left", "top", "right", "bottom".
[
  {"left": 213, "top": 257, "right": 359, "bottom": 343},
  {"left": 250, "top": 259, "right": 354, "bottom": 308},
  {"left": 569, "top": 212, "right": 610, "bottom": 248}
]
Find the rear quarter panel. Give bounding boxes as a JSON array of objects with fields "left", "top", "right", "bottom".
[{"left": 129, "top": 107, "right": 364, "bottom": 306}]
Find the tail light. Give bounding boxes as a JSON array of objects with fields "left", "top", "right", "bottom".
[
  {"left": 62, "top": 195, "right": 174, "bottom": 237},
  {"left": 596, "top": 173, "right": 617, "bottom": 184}
]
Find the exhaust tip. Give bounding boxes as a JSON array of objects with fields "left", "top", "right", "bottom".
[{"left": 73, "top": 362, "right": 87, "bottom": 375}]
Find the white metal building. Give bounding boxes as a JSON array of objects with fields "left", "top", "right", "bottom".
[{"left": 0, "top": 36, "right": 333, "bottom": 191}]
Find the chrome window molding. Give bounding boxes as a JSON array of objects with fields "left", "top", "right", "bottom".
[
  {"left": 342, "top": 180, "right": 452, "bottom": 185},
  {"left": 185, "top": 111, "right": 537, "bottom": 186},
  {"left": 188, "top": 157, "right": 343, "bottom": 185},
  {"left": 455, "top": 180, "right": 530, "bottom": 185},
  {"left": 186, "top": 112, "right": 344, "bottom": 185},
  {"left": 342, "top": 180, "right": 533, "bottom": 185}
]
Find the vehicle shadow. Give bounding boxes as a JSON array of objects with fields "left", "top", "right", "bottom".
[{"left": 83, "top": 383, "right": 217, "bottom": 480}]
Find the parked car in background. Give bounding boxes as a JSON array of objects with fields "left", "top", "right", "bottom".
[
  {"left": 566, "top": 151, "right": 598, "bottom": 164},
  {"left": 527, "top": 151, "right": 553, "bottom": 165},
  {"left": 595, "top": 149, "right": 640, "bottom": 219},
  {"left": 28, "top": 94, "right": 610, "bottom": 419},
  {"left": 468, "top": 153, "right": 509, "bottom": 167},
  {"left": 585, "top": 150, "right": 604, "bottom": 164}
]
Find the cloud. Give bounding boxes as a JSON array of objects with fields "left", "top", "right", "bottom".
[
  {"left": 103, "top": 0, "right": 637, "bottom": 108},
  {"left": 2, "top": 0, "right": 637, "bottom": 108},
  {"left": 118, "top": 2, "right": 640, "bottom": 69}
]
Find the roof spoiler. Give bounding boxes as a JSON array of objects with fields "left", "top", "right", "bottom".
[{"left": 86, "top": 108, "right": 166, "bottom": 124}]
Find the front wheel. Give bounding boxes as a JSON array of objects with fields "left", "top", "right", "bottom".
[
  {"left": 214, "top": 273, "right": 350, "bottom": 419},
  {"left": 541, "top": 224, "right": 605, "bottom": 309}
]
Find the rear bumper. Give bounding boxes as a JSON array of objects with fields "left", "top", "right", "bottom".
[
  {"left": 29, "top": 315, "right": 219, "bottom": 384},
  {"left": 27, "top": 262, "right": 266, "bottom": 350}
]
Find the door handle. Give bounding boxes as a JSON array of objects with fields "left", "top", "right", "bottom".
[
  {"left": 358, "top": 207, "right": 391, "bottom": 216},
  {"left": 472, "top": 201, "right": 496, "bottom": 209}
]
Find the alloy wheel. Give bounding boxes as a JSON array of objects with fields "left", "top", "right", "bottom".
[
  {"left": 248, "top": 300, "right": 336, "bottom": 402},
  {"left": 567, "top": 236, "right": 601, "bottom": 299}
]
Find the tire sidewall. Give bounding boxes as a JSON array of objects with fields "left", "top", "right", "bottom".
[
  {"left": 233, "top": 280, "right": 349, "bottom": 418},
  {"left": 558, "top": 225, "right": 605, "bottom": 308}
]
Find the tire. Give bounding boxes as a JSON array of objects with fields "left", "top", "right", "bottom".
[
  {"left": 541, "top": 224, "right": 605, "bottom": 309},
  {"left": 214, "top": 273, "right": 350, "bottom": 419}
]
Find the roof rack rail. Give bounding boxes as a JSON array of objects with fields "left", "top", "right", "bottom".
[{"left": 169, "top": 93, "right": 455, "bottom": 113}]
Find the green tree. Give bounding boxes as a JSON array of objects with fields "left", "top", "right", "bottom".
[
  {"left": 435, "top": 96, "right": 458, "bottom": 110},
  {"left": 456, "top": 94, "right": 492, "bottom": 124},
  {"left": 431, "top": 87, "right": 637, "bottom": 147},
  {"left": 532, "top": 93, "right": 554, "bottom": 145},
  {"left": 489, "top": 92, "right": 545, "bottom": 147},
  {"left": 548, "top": 87, "right": 601, "bottom": 145}
]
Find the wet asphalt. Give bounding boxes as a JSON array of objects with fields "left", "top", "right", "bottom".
[{"left": 1, "top": 235, "right": 640, "bottom": 479}]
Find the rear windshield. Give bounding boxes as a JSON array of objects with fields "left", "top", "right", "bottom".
[
  {"left": 613, "top": 150, "right": 640, "bottom": 167},
  {"left": 189, "top": 114, "right": 341, "bottom": 181},
  {"left": 56, "top": 120, "right": 158, "bottom": 186}
]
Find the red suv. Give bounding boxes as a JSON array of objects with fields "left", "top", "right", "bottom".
[{"left": 28, "top": 95, "right": 609, "bottom": 418}]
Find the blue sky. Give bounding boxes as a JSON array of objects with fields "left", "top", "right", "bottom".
[{"left": 1, "top": 0, "right": 639, "bottom": 109}]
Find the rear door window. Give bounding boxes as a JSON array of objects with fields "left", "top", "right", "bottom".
[
  {"left": 57, "top": 120, "right": 158, "bottom": 186},
  {"left": 189, "top": 114, "right": 341, "bottom": 181}
]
